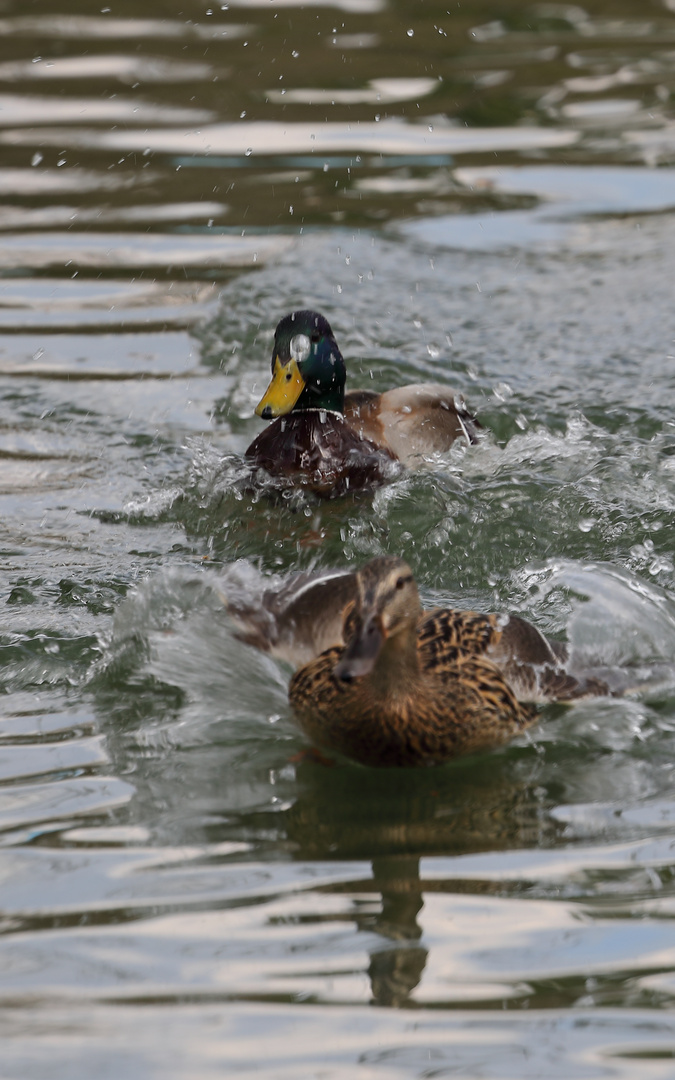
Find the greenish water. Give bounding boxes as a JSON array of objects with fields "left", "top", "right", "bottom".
[{"left": 2, "top": 1, "right": 675, "bottom": 1076}]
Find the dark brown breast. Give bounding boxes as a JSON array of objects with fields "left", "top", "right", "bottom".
[{"left": 245, "top": 410, "right": 399, "bottom": 497}]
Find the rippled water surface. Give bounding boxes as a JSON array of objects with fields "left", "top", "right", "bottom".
[{"left": 2, "top": 0, "right": 675, "bottom": 1076}]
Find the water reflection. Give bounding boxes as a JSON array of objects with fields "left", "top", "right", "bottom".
[
  {"left": 2, "top": 0, "right": 675, "bottom": 1073},
  {"left": 0, "top": 0, "right": 673, "bottom": 269},
  {"left": 361, "top": 856, "right": 427, "bottom": 1008}
]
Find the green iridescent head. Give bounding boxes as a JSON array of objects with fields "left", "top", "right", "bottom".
[{"left": 255, "top": 310, "right": 347, "bottom": 418}]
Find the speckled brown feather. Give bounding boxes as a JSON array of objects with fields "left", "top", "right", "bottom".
[
  {"left": 223, "top": 555, "right": 611, "bottom": 706},
  {"left": 290, "top": 641, "right": 537, "bottom": 768},
  {"left": 416, "top": 608, "right": 502, "bottom": 666},
  {"left": 245, "top": 409, "right": 399, "bottom": 497},
  {"left": 289, "top": 592, "right": 539, "bottom": 768},
  {"left": 419, "top": 608, "right": 610, "bottom": 702},
  {"left": 287, "top": 554, "right": 616, "bottom": 767}
]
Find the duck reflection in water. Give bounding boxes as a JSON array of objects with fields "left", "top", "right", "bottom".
[
  {"left": 365, "top": 856, "right": 427, "bottom": 1008},
  {"left": 278, "top": 752, "right": 562, "bottom": 1008}
]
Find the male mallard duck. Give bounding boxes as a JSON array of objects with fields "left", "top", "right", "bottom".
[
  {"left": 288, "top": 556, "right": 611, "bottom": 767},
  {"left": 245, "top": 310, "right": 480, "bottom": 497}
]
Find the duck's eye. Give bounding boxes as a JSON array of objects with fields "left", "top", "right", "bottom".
[
  {"left": 290, "top": 334, "right": 311, "bottom": 364},
  {"left": 395, "top": 576, "right": 406, "bottom": 590},
  {"left": 310, "top": 330, "right": 321, "bottom": 343}
]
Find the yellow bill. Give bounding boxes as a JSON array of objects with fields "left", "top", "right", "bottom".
[{"left": 255, "top": 356, "right": 306, "bottom": 418}]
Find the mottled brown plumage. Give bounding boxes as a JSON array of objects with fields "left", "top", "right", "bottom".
[{"left": 289, "top": 556, "right": 610, "bottom": 767}]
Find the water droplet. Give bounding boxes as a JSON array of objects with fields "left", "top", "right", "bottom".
[
  {"left": 240, "top": 110, "right": 246, "bottom": 118},
  {"left": 245, "top": 147, "right": 253, "bottom": 156},
  {"left": 493, "top": 382, "right": 513, "bottom": 401},
  {"left": 289, "top": 205, "right": 294, "bottom": 215},
  {"left": 428, "top": 124, "right": 434, "bottom": 132},
  {"left": 413, "top": 319, "right": 422, "bottom": 329},
  {"left": 578, "top": 518, "right": 595, "bottom": 533},
  {"left": 31, "top": 152, "right": 43, "bottom": 167},
  {"left": 426, "top": 344, "right": 440, "bottom": 359},
  {"left": 57, "top": 158, "right": 66, "bottom": 168},
  {"left": 336, "top": 284, "right": 342, "bottom": 293},
  {"left": 291, "top": 50, "right": 299, "bottom": 58},
  {"left": 345, "top": 255, "right": 351, "bottom": 265},
  {"left": 407, "top": 28, "right": 414, "bottom": 37},
  {"left": 650, "top": 556, "right": 674, "bottom": 575},
  {"left": 323, "top": 163, "right": 329, "bottom": 172},
  {"left": 31, "top": 56, "right": 42, "bottom": 64},
  {"left": 374, "top": 113, "right": 380, "bottom": 122}
]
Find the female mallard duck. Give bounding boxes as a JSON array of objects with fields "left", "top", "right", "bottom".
[
  {"left": 245, "top": 310, "right": 480, "bottom": 497},
  {"left": 288, "top": 556, "right": 611, "bottom": 767}
]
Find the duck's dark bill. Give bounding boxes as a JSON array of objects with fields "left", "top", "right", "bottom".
[
  {"left": 334, "top": 618, "right": 384, "bottom": 682},
  {"left": 255, "top": 356, "right": 305, "bottom": 418}
]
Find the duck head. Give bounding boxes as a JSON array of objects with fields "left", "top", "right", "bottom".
[
  {"left": 334, "top": 556, "right": 422, "bottom": 683},
  {"left": 255, "top": 310, "right": 347, "bottom": 419}
]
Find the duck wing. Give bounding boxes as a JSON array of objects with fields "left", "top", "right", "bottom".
[
  {"left": 222, "top": 566, "right": 359, "bottom": 668},
  {"left": 487, "top": 613, "right": 611, "bottom": 702},
  {"left": 344, "top": 383, "right": 480, "bottom": 465},
  {"left": 416, "top": 608, "right": 501, "bottom": 669},
  {"left": 417, "top": 608, "right": 611, "bottom": 702}
]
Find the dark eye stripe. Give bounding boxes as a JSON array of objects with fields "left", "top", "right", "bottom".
[
  {"left": 358, "top": 568, "right": 413, "bottom": 610},
  {"left": 380, "top": 577, "right": 413, "bottom": 607}
]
